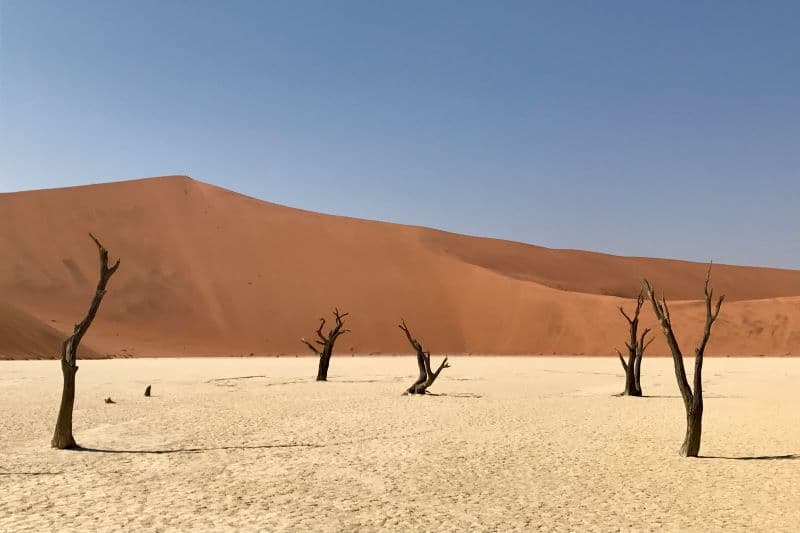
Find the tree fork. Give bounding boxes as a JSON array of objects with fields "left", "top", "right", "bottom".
[
  {"left": 301, "top": 308, "right": 349, "bottom": 381},
  {"left": 643, "top": 264, "right": 724, "bottom": 457},
  {"left": 398, "top": 320, "right": 450, "bottom": 395},
  {"left": 615, "top": 291, "right": 653, "bottom": 397}
]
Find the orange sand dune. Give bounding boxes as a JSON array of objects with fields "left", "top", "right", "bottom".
[
  {"left": 1, "top": 175, "right": 799, "bottom": 358},
  {"left": 0, "top": 302, "right": 97, "bottom": 359}
]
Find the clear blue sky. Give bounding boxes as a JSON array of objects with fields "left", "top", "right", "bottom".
[{"left": 1, "top": 1, "right": 799, "bottom": 268}]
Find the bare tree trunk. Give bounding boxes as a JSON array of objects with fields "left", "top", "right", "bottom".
[
  {"left": 52, "top": 347, "right": 78, "bottom": 449},
  {"left": 618, "top": 353, "right": 638, "bottom": 396},
  {"left": 317, "top": 347, "right": 333, "bottom": 381},
  {"left": 681, "top": 406, "right": 703, "bottom": 457},
  {"left": 52, "top": 234, "right": 120, "bottom": 449},
  {"left": 633, "top": 347, "right": 644, "bottom": 396},
  {"left": 643, "top": 264, "right": 723, "bottom": 458},
  {"left": 302, "top": 309, "right": 349, "bottom": 382},
  {"left": 406, "top": 342, "right": 428, "bottom": 393},
  {"left": 615, "top": 291, "right": 651, "bottom": 397},
  {"left": 399, "top": 320, "right": 450, "bottom": 394}
]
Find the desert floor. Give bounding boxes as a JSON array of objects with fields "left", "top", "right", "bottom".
[{"left": 2, "top": 357, "right": 800, "bottom": 532}]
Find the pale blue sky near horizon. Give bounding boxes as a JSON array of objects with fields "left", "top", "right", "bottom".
[{"left": 1, "top": 1, "right": 799, "bottom": 268}]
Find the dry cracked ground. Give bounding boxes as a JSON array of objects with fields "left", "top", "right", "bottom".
[{"left": 2, "top": 356, "right": 800, "bottom": 532}]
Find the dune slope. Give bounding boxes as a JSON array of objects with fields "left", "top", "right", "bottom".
[
  {"left": 0, "top": 302, "right": 98, "bottom": 359},
  {"left": 1, "top": 175, "right": 799, "bottom": 358}
]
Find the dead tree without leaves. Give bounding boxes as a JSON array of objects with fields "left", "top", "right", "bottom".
[
  {"left": 399, "top": 320, "right": 450, "bottom": 395},
  {"left": 301, "top": 308, "right": 350, "bottom": 381},
  {"left": 642, "top": 265, "right": 724, "bottom": 457},
  {"left": 52, "top": 234, "right": 120, "bottom": 449},
  {"left": 615, "top": 291, "right": 654, "bottom": 396}
]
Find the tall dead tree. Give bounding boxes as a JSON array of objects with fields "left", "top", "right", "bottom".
[
  {"left": 52, "top": 234, "right": 120, "bottom": 449},
  {"left": 399, "top": 320, "right": 450, "bottom": 394},
  {"left": 642, "top": 265, "right": 724, "bottom": 457},
  {"left": 301, "top": 308, "right": 349, "bottom": 381},
  {"left": 615, "top": 291, "right": 653, "bottom": 396}
]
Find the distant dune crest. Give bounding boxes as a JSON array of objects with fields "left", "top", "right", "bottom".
[{"left": 1, "top": 175, "right": 799, "bottom": 359}]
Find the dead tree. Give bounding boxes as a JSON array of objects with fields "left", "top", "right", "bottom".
[
  {"left": 399, "top": 320, "right": 450, "bottom": 394},
  {"left": 301, "top": 308, "right": 349, "bottom": 381},
  {"left": 642, "top": 265, "right": 724, "bottom": 457},
  {"left": 51, "top": 234, "right": 120, "bottom": 449},
  {"left": 615, "top": 291, "right": 653, "bottom": 396}
]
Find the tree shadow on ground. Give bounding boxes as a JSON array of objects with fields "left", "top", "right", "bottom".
[
  {"left": 701, "top": 454, "right": 799, "bottom": 461},
  {"left": 0, "top": 471, "right": 64, "bottom": 476},
  {"left": 424, "top": 392, "right": 483, "bottom": 399},
  {"left": 330, "top": 379, "right": 396, "bottom": 384},
  {"left": 72, "top": 442, "right": 323, "bottom": 455},
  {"left": 69, "top": 431, "right": 428, "bottom": 455},
  {"left": 206, "top": 375, "right": 268, "bottom": 382},
  {"left": 635, "top": 394, "right": 740, "bottom": 399}
]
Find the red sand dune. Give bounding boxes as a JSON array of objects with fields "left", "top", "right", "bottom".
[{"left": 1, "top": 175, "right": 799, "bottom": 359}]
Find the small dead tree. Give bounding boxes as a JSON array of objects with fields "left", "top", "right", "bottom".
[
  {"left": 615, "top": 291, "right": 653, "bottom": 396},
  {"left": 399, "top": 320, "right": 450, "bottom": 394},
  {"left": 301, "top": 308, "right": 349, "bottom": 381},
  {"left": 52, "top": 234, "right": 120, "bottom": 449},
  {"left": 642, "top": 265, "right": 724, "bottom": 457}
]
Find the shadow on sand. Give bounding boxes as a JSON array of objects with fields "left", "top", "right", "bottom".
[
  {"left": 425, "top": 392, "right": 483, "bottom": 399},
  {"left": 72, "top": 442, "right": 323, "bottom": 455},
  {"left": 330, "top": 379, "right": 390, "bottom": 384},
  {"left": 0, "top": 471, "right": 64, "bottom": 476},
  {"left": 207, "top": 375, "right": 269, "bottom": 383},
  {"left": 614, "top": 394, "right": 741, "bottom": 399},
  {"left": 701, "top": 454, "right": 799, "bottom": 461}
]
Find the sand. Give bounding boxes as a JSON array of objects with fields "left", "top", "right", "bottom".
[
  {"left": 2, "top": 356, "right": 800, "bottom": 532},
  {"left": 2, "top": 175, "right": 800, "bottom": 358}
]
